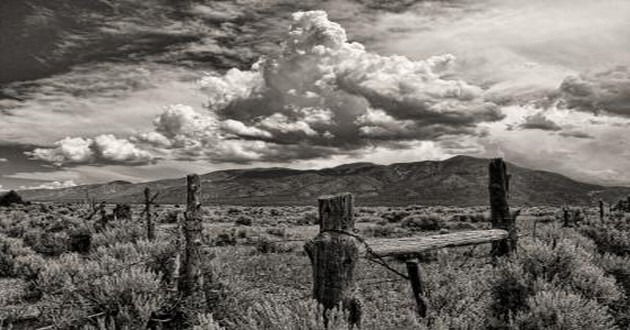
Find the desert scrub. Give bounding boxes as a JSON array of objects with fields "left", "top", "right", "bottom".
[
  {"left": 362, "top": 223, "right": 407, "bottom": 238},
  {"left": 511, "top": 290, "right": 618, "bottom": 330},
  {"left": 235, "top": 215, "right": 253, "bottom": 226},
  {"left": 381, "top": 210, "right": 410, "bottom": 223},
  {"left": 35, "top": 240, "right": 179, "bottom": 328},
  {"left": 579, "top": 225, "right": 630, "bottom": 257},
  {"left": 400, "top": 214, "right": 443, "bottom": 231},
  {"left": 520, "top": 237, "right": 621, "bottom": 304},
  {"left": 91, "top": 218, "right": 145, "bottom": 249},
  {"left": 490, "top": 233, "right": 623, "bottom": 327},
  {"left": 0, "top": 233, "right": 39, "bottom": 277}
]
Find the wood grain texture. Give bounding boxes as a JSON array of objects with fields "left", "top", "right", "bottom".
[{"left": 364, "top": 229, "right": 508, "bottom": 257}]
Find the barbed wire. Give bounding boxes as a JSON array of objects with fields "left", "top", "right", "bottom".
[{"left": 320, "top": 229, "right": 411, "bottom": 281}]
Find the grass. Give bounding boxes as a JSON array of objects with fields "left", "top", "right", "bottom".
[{"left": 0, "top": 203, "right": 627, "bottom": 329}]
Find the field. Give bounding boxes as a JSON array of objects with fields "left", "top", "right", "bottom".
[{"left": 0, "top": 201, "right": 629, "bottom": 330}]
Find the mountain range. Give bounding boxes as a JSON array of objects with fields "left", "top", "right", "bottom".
[{"left": 17, "top": 156, "right": 630, "bottom": 206}]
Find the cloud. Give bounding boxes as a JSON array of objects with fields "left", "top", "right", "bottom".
[
  {"left": 20, "top": 180, "right": 77, "bottom": 190},
  {"left": 518, "top": 112, "right": 562, "bottom": 131},
  {"left": 559, "top": 66, "right": 630, "bottom": 117},
  {"left": 28, "top": 135, "right": 154, "bottom": 165},
  {"left": 29, "top": 10, "right": 504, "bottom": 166},
  {"left": 0, "top": 158, "right": 7, "bottom": 162},
  {"left": 558, "top": 131, "right": 594, "bottom": 139}
]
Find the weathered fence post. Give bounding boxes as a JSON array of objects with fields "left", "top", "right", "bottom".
[
  {"left": 144, "top": 187, "right": 159, "bottom": 241},
  {"left": 179, "top": 174, "right": 204, "bottom": 297},
  {"left": 599, "top": 200, "right": 605, "bottom": 222},
  {"left": 405, "top": 260, "right": 427, "bottom": 318},
  {"left": 489, "top": 158, "right": 517, "bottom": 258},
  {"left": 99, "top": 202, "right": 107, "bottom": 226},
  {"left": 305, "top": 193, "right": 361, "bottom": 327},
  {"left": 562, "top": 207, "right": 570, "bottom": 227}
]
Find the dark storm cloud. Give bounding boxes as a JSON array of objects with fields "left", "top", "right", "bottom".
[
  {"left": 559, "top": 66, "right": 630, "bottom": 117},
  {"left": 518, "top": 112, "right": 562, "bottom": 131}
]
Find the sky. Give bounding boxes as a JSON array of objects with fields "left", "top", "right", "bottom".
[{"left": 1, "top": 0, "right": 629, "bottom": 190}]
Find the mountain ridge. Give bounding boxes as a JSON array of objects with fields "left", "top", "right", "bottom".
[{"left": 17, "top": 156, "right": 630, "bottom": 206}]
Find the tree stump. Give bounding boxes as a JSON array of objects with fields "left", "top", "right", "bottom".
[
  {"left": 489, "top": 158, "right": 517, "bottom": 258},
  {"left": 305, "top": 193, "right": 361, "bottom": 327}
]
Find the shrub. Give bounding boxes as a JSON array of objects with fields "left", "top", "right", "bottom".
[
  {"left": 22, "top": 228, "right": 70, "bottom": 256},
  {"left": 235, "top": 215, "right": 253, "bottom": 226},
  {"left": 194, "top": 313, "right": 226, "bottom": 330},
  {"left": 255, "top": 237, "right": 295, "bottom": 254},
  {"left": 36, "top": 240, "right": 178, "bottom": 328},
  {"left": 511, "top": 290, "right": 618, "bottom": 330},
  {"left": 163, "top": 209, "right": 182, "bottom": 224},
  {"left": 490, "top": 260, "right": 533, "bottom": 321},
  {"left": 266, "top": 227, "right": 287, "bottom": 238},
  {"left": 213, "top": 230, "right": 238, "bottom": 247},
  {"left": 0, "top": 190, "right": 24, "bottom": 207},
  {"left": 401, "top": 215, "right": 443, "bottom": 231},
  {"left": 579, "top": 226, "right": 630, "bottom": 257},
  {"left": 69, "top": 227, "right": 92, "bottom": 254},
  {"left": 299, "top": 211, "right": 318, "bottom": 226},
  {"left": 363, "top": 224, "right": 401, "bottom": 238},
  {"left": 91, "top": 219, "right": 144, "bottom": 249},
  {"left": 381, "top": 210, "right": 410, "bottom": 223},
  {"left": 113, "top": 204, "right": 132, "bottom": 220},
  {"left": 0, "top": 234, "right": 37, "bottom": 277},
  {"left": 227, "top": 207, "right": 241, "bottom": 215}
]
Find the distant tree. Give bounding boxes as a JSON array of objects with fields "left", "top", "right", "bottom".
[{"left": 0, "top": 190, "right": 25, "bottom": 207}]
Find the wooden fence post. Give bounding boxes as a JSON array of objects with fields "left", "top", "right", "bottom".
[
  {"left": 99, "top": 202, "right": 107, "bottom": 226},
  {"left": 179, "top": 174, "right": 204, "bottom": 297},
  {"left": 144, "top": 187, "right": 159, "bottom": 241},
  {"left": 599, "top": 200, "right": 605, "bottom": 222},
  {"left": 405, "top": 260, "right": 427, "bottom": 318},
  {"left": 489, "top": 158, "right": 517, "bottom": 258},
  {"left": 305, "top": 193, "right": 361, "bottom": 327}
]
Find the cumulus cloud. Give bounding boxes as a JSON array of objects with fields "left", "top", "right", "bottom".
[
  {"left": 518, "top": 112, "right": 562, "bottom": 131},
  {"left": 559, "top": 66, "right": 630, "bottom": 117},
  {"left": 194, "top": 11, "right": 502, "bottom": 158},
  {"left": 29, "top": 10, "right": 504, "bottom": 166},
  {"left": 20, "top": 180, "right": 77, "bottom": 190},
  {"left": 28, "top": 135, "right": 154, "bottom": 166}
]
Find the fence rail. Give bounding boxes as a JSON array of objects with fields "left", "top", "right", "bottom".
[{"left": 364, "top": 229, "right": 508, "bottom": 257}]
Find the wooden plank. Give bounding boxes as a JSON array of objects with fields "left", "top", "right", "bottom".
[{"left": 364, "top": 229, "right": 508, "bottom": 257}]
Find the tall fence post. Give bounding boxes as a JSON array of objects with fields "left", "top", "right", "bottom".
[
  {"left": 599, "top": 200, "right": 605, "bottom": 222},
  {"left": 305, "top": 193, "right": 361, "bottom": 327},
  {"left": 489, "top": 158, "right": 517, "bottom": 258},
  {"left": 144, "top": 187, "right": 159, "bottom": 241},
  {"left": 179, "top": 174, "right": 204, "bottom": 297}
]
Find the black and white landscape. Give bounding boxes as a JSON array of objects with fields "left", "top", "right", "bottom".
[{"left": 1, "top": 1, "right": 629, "bottom": 329}]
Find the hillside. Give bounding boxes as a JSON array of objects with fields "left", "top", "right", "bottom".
[{"left": 18, "top": 156, "right": 630, "bottom": 206}]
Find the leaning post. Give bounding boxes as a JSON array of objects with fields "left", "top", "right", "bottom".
[
  {"left": 489, "top": 158, "right": 517, "bottom": 258},
  {"left": 405, "top": 260, "right": 428, "bottom": 318},
  {"left": 179, "top": 174, "right": 204, "bottom": 297},
  {"left": 305, "top": 193, "right": 361, "bottom": 328}
]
